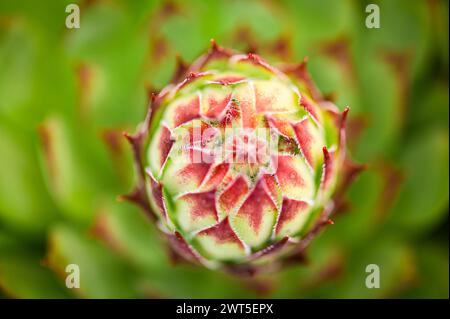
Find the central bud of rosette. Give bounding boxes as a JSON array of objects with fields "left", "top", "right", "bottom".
[{"left": 143, "top": 47, "right": 344, "bottom": 268}]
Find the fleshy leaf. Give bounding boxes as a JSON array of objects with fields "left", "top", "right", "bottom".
[
  {"left": 232, "top": 177, "right": 278, "bottom": 248},
  {"left": 194, "top": 217, "right": 247, "bottom": 261},
  {"left": 274, "top": 154, "right": 314, "bottom": 201},
  {"left": 176, "top": 191, "right": 219, "bottom": 233},
  {"left": 275, "top": 198, "right": 311, "bottom": 239},
  {"left": 292, "top": 117, "right": 325, "bottom": 168}
]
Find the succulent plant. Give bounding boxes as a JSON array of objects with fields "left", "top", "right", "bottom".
[
  {"left": 124, "top": 41, "right": 360, "bottom": 273},
  {"left": 0, "top": 0, "right": 447, "bottom": 299}
]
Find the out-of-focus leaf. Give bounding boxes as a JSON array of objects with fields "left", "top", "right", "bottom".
[
  {"left": 272, "top": 237, "right": 347, "bottom": 298},
  {"left": 0, "top": 1, "right": 79, "bottom": 127},
  {"left": 309, "top": 54, "right": 361, "bottom": 113},
  {"left": 409, "top": 82, "right": 449, "bottom": 133},
  {"left": 400, "top": 243, "right": 449, "bottom": 298},
  {"left": 333, "top": 236, "right": 416, "bottom": 298},
  {"left": 0, "top": 21, "right": 36, "bottom": 123},
  {"left": 0, "top": 243, "right": 70, "bottom": 299},
  {"left": 92, "top": 202, "right": 168, "bottom": 272},
  {"left": 94, "top": 203, "right": 258, "bottom": 298},
  {"left": 65, "top": 3, "right": 148, "bottom": 127},
  {"left": 325, "top": 170, "right": 384, "bottom": 247},
  {"left": 37, "top": 115, "right": 125, "bottom": 225},
  {"left": 353, "top": 57, "right": 401, "bottom": 160},
  {"left": 47, "top": 224, "right": 139, "bottom": 298},
  {"left": 0, "top": 231, "right": 23, "bottom": 254},
  {"left": 0, "top": 257, "right": 69, "bottom": 298},
  {"left": 431, "top": 0, "right": 449, "bottom": 70},
  {"left": 281, "top": 0, "right": 356, "bottom": 57},
  {"left": 0, "top": 123, "right": 58, "bottom": 236},
  {"left": 386, "top": 129, "right": 449, "bottom": 234},
  {"left": 358, "top": 0, "right": 433, "bottom": 80},
  {"left": 137, "top": 266, "right": 258, "bottom": 298}
]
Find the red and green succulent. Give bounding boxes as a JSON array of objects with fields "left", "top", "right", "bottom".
[{"left": 124, "top": 41, "right": 361, "bottom": 273}]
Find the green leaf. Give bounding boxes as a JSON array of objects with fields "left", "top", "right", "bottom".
[
  {"left": 0, "top": 123, "right": 59, "bottom": 236},
  {"left": 0, "top": 231, "right": 70, "bottom": 298},
  {"left": 94, "top": 203, "right": 258, "bottom": 298},
  {"left": 335, "top": 236, "right": 416, "bottom": 298},
  {"left": 400, "top": 243, "right": 449, "bottom": 299},
  {"left": 93, "top": 202, "right": 168, "bottom": 272},
  {"left": 409, "top": 82, "right": 449, "bottom": 133},
  {"left": 47, "top": 224, "right": 139, "bottom": 298},
  {"left": 353, "top": 56, "right": 401, "bottom": 160},
  {"left": 36, "top": 115, "right": 126, "bottom": 225},
  {"left": 386, "top": 129, "right": 449, "bottom": 234},
  {"left": 0, "top": 249, "right": 70, "bottom": 298},
  {"left": 325, "top": 170, "right": 384, "bottom": 247},
  {"left": 358, "top": 0, "right": 433, "bottom": 80}
]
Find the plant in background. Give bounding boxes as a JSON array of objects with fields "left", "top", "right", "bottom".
[
  {"left": 0, "top": 0, "right": 447, "bottom": 299},
  {"left": 124, "top": 41, "right": 362, "bottom": 274}
]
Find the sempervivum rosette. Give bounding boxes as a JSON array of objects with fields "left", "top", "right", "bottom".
[{"left": 124, "top": 41, "right": 360, "bottom": 274}]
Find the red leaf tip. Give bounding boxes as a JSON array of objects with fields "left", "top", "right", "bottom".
[
  {"left": 123, "top": 131, "right": 135, "bottom": 142},
  {"left": 247, "top": 52, "right": 260, "bottom": 62},
  {"left": 342, "top": 106, "right": 350, "bottom": 121},
  {"left": 210, "top": 38, "right": 218, "bottom": 50},
  {"left": 322, "top": 146, "right": 330, "bottom": 160},
  {"left": 123, "top": 131, "right": 132, "bottom": 141}
]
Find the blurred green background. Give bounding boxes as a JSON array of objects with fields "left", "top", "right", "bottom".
[{"left": 0, "top": 0, "right": 448, "bottom": 298}]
